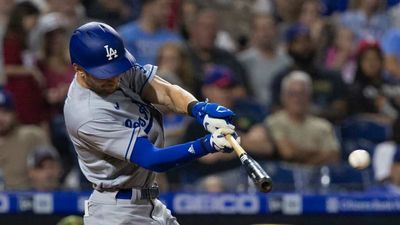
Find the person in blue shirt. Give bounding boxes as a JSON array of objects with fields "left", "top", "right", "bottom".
[{"left": 118, "top": 0, "right": 182, "bottom": 65}]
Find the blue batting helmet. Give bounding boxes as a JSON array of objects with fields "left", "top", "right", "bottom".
[{"left": 69, "top": 22, "right": 136, "bottom": 79}]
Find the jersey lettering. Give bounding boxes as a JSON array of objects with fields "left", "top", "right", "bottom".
[{"left": 104, "top": 45, "right": 118, "bottom": 60}]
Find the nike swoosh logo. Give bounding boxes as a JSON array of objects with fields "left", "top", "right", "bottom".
[{"left": 216, "top": 106, "right": 226, "bottom": 112}]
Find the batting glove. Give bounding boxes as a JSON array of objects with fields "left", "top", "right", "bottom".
[
  {"left": 201, "top": 127, "right": 240, "bottom": 153},
  {"left": 189, "top": 100, "right": 235, "bottom": 133}
]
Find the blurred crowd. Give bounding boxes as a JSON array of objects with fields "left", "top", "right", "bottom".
[{"left": 2, "top": 0, "right": 400, "bottom": 194}]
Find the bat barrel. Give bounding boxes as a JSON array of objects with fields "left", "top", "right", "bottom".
[
  {"left": 240, "top": 153, "right": 273, "bottom": 193},
  {"left": 226, "top": 134, "right": 273, "bottom": 193}
]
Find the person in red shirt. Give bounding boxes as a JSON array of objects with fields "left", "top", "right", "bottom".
[{"left": 3, "top": 2, "right": 45, "bottom": 125}]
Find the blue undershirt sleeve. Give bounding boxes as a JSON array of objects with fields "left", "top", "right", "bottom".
[{"left": 130, "top": 135, "right": 214, "bottom": 172}]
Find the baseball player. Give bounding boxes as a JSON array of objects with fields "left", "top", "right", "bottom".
[{"left": 64, "top": 22, "right": 239, "bottom": 225}]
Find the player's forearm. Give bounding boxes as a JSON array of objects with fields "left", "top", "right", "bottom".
[
  {"left": 144, "top": 76, "right": 197, "bottom": 114},
  {"left": 165, "top": 84, "right": 197, "bottom": 114},
  {"left": 130, "top": 136, "right": 212, "bottom": 172}
]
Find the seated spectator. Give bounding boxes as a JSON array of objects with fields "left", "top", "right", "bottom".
[
  {"left": 118, "top": 0, "right": 182, "bottom": 65},
  {"left": 175, "top": 65, "right": 271, "bottom": 192},
  {"left": 299, "top": 0, "right": 325, "bottom": 43},
  {"left": 238, "top": 14, "right": 291, "bottom": 106},
  {"left": 324, "top": 26, "right": 356, "bottom": 84},
  {"left": 0, "top": 90, "right": 50, "bottom": 190},
  {"left": 3, "top": 1, "right": 46, "bottom": 125},
  {"left": 27, "top": 146, "right": 61, "bottom": 191},
  {"left": 347, "top": 40, "right": 397, "bottom": 122},
  {"left": 186, "top": 8, "right": 250, "bottom": 98},
  {"left": 266, "top": 71, "right": 340, "bottom": 165},
  {"left": 271, "top": 24, "right": 348, "bottom": 122},
  {"left": 157, "top": 42, "right": 195, "bottom": 93},
  {"left": 157, "top": 42, "right": 194, "bottom": 146}
]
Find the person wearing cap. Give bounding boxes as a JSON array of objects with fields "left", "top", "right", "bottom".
[
  {"left": 0, "top": 89, "right": 50, "bottom": 190},
  {"left": 65, "top": 22, "right": 239, "bottom": 225},
  {"left": 179, "top": 65, "right": 272, "bottom": 192},
  {"left": 270, "top": 23, "right": 348, "bottom": 122},
  {"left": 27, "top": 146, "right": 61, "bottom": 191}
]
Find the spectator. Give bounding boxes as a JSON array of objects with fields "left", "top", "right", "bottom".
[
  {"left": 45, "top": 0, "right": 88, "bottom": 31},
  {"left": 86, "top": 0, "right": 132, "bottom": 28},
  {"left": 238, "top": 14, "right": 290, "bottom": 106},
  {"left": 0, "top": 89, "right": 50, "bottom": 190},
  {"left": 271, "top": 24, "right": 348, "bottom": 122},
  {"left": 324, "top": 26, "right": 356, "bottom": 83},
  {"left": 266, "top": 71, "right": 340, "bottom": 165},
  {"left": 381, "top": 28, "right": 400, "bottom": 79},
  {"left": 157, "top": 42, "right": 195, "bottom": 92},
  {"left": 337, "top": 0, "right": 390, "bottom": 41},
  {"left": 157, "top": 42, "right": 194, "bottom": 146},
  {"left": 178, "top": 65, "right": 271, "bottom": 191},
  {"left": 187, "top": 8, "right": 250, "bottom": 98},
  {"left": 36, "top": 13, "right": 75, "bottom": 182},
  {"left": 347, "top": 40, "right": 397, "bottom": 121},
  {"left": 3, "top": 1, "right": 47, "bottom": 125},
  {"left": 178, "top": 0, "right": 200, "bottom": 41},
  {"left": 118, "top": 0, "right": 182, "bottom": 65},
  {"left": 27, "top": 146, "right": 61, "bottom": 191},
  {"left": 299, "top": 0, "right": 325, "bottom": 42},
  {"left": 0, "top": 0, "right": 15, "bottom": 86},
  {"left": 273, "top": 0, "right": 304, "bottom": 35}
]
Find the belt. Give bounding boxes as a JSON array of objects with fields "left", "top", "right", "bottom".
[{"left": 115, "top": 187, "right": 160, "bottom": 200}]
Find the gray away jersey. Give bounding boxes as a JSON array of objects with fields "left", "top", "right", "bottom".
[{"left": 64, "top": 64, "right": 164, "bottom": 190}]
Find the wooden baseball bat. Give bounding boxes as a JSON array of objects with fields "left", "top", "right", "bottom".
[{"left": 225, "top": 134, "right": 273, "bottom": 193}]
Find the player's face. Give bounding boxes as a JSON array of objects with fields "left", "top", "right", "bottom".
[{"left": 85, "top": 73, "right": 121, "bottom": 95}]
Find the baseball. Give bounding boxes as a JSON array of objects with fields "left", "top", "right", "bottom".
[{"left": 348, "top": 149, "right": 370, "bottom": 170}]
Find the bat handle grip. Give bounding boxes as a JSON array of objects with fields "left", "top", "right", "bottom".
[{"left": 225, "top": 134, "right": 246, "bottom": 157}]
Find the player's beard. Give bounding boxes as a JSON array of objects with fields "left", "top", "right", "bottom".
[{"left": 87, "top": 77, "right": 120, "bottom": 95}]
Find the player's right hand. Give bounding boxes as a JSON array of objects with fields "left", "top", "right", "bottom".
[
  {"left": 190, "top": 101, "right": 235, "bottom": 133},
  {"left": 208, "top": 127, "right": 240, "bottom": 153}
]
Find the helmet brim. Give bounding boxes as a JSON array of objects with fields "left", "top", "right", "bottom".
[{"left": 84, "top": 49, "right": 136, "bottom": 79}]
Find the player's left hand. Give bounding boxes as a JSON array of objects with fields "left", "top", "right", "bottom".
[{"left": 190, "top": 101, "right": 235, "bottom": 133}]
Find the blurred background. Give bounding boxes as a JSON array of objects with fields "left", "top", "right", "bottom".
[{"left": 1, "top": 0, "right": 400, "bottom": 224}]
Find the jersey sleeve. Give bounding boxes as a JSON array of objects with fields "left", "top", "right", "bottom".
[
  {"left": 77, "top": 119, "right": 145, "bottom": 161},
  {"left": 121, "top": 63, "right": 158, "bottom": 96}
]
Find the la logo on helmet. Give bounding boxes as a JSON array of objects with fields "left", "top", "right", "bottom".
[{"left": 104, "top": 45, "right": 118, "bottom": 60}]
